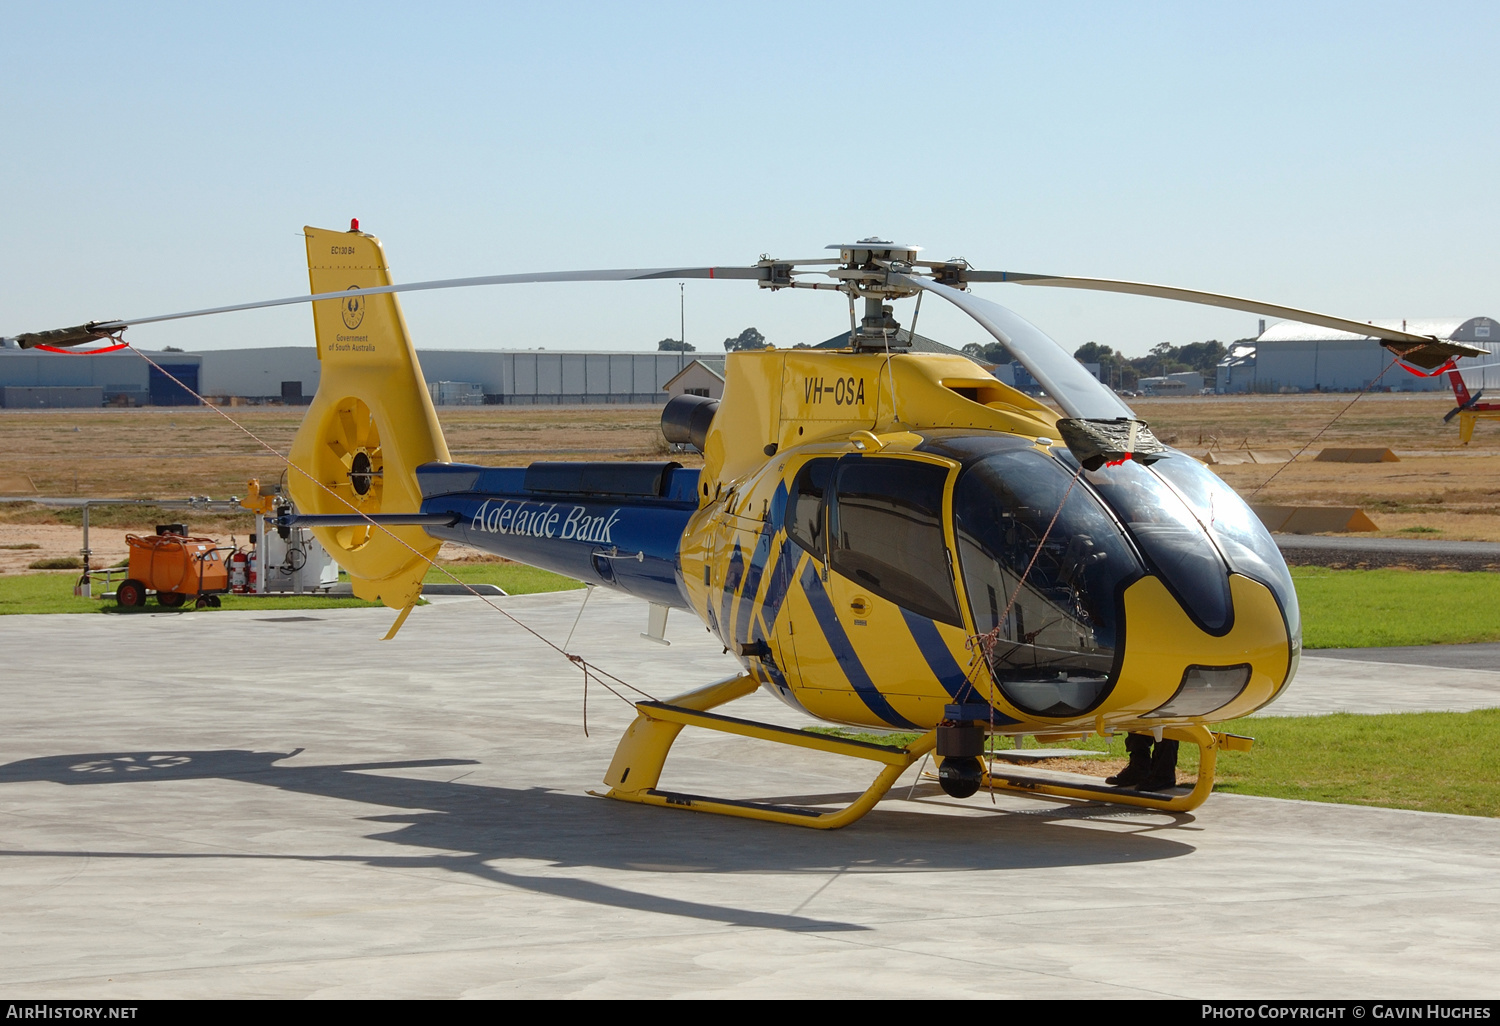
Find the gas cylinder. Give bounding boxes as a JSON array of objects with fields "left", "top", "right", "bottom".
[{"left": 229, "top": 550, "right": 249, "bottom": 593}]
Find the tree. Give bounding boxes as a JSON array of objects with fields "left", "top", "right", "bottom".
[
  {"left": 657, "top": 337, "right": 695, "bottom": 352},
  {"left": 1174, "top": 340, "right": 1228, "bottom": 374},
  {"left": 1073, "top": 342, "right": 1134, "bottom": 389},
  {"left": 723, "top": 327, "right": 767, "bottom": 352},
  {"left": 1072, "top": 339, "right": 1231, "bottom": 388},
  {"left": 1147, "top": 342, "right": 1182, "bottom": 378},
  {"left": 1121, "top": 340, "right": 1229, "bottom": 380},
  {"left": 961, "top": 341, "right": 1011, "bottom": 364}
]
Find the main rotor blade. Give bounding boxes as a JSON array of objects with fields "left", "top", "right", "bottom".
[
  {"left": 12, "top": 265, "right": 767, "bottom": 345},
  {"left": 892, "top": 274, "right": 1135, "bottom": 421},
  {"left": 965, "top": 271, "right": 1488, "bottom": 369}
]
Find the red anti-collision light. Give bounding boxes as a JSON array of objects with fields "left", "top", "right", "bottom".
[{"left": 349, "top": 218, "right": 360, "bottom": 232}]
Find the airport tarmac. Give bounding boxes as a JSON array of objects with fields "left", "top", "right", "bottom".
[{"left": 1, "top": 591, "right": 1498, "bottom": 999}]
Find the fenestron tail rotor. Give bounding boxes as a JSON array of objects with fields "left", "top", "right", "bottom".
[{"left": 318, "top": 397, "right": 384, "bottom": 551}]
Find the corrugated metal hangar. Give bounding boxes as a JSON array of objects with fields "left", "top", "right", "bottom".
[
  {"left": 0, "top": 346, "right": 703, "bottom": 407},
  {"left": 1218, "top": 317, "right": 1498, "bottom": 394}
]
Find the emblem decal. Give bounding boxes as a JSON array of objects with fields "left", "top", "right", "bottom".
[{"left": 342, "top": 286, "right": 365, "bottom": 330}]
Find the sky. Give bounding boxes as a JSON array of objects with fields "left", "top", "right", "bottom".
[{"left": 2, "top": 2, "right": 1497, "bottom": 357}]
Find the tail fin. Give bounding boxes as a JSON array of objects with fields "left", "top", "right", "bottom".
[
  {"left": 1449, "top": 366, "right": 1472, "bottom": 406},
  {"left": 286, "top": 224, "right": 451, "bottom": 609}
]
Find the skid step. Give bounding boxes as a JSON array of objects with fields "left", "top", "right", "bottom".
[{"left": 646, "top": 789, "right": 824, "bottom": 818}]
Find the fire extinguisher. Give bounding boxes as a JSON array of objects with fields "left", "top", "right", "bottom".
[
  {"left": 246, "top": 546, "right": 259, "bottom": 594},
  {"left": 229, "top": 549, "right": 249, "bottom": 593}
]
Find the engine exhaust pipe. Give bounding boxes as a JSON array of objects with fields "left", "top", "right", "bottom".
[{"left": 661, "top": 394, "right": 718, "bottom": 453}]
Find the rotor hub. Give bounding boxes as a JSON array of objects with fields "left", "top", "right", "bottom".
[
  {"left": 828, "top": 238, "right": 922, "bottom": 267},
  {"left": 825, "top": 237, "right": 925, "bottom": 303},
  {"left": 350, "top": 451, "right": 375, "bottom": 495}
]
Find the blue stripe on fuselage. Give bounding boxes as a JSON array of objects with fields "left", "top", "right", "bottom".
[
  {"left": 734, "top": 527, "right": 774, "bottom": 647},
  {"left": 759, "top": 537, "right": 797, "bottom": 632},
  {"left": 733, "top": 481, "right": 787, "bottom": 648},
  {"left": 719, "top": 542, "right": 744, "bottom": 645},
  {"left": 899, "top": 608, "right": 1020, "bottom": 725},
  {"left": 798, "top": 560, "right": 919, "bottom": 730}
]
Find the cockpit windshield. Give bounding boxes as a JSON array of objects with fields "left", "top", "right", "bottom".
[
  {"left": 952, "top": 448, "right": 1142, "bottom": 718},
  {"left": 1150, "top": 452, "right": 1301, "bottom": 645},
  {"left": 1069, "top": 456, "right": 1234, "bottom": 633}
]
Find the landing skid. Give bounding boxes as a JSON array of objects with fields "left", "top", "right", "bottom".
[
  {"left": 597, "top": 674, "right": 937, "bottom": 829},
  {"left": 596, "top": 677, "right": 1250, "bottom": 827},
  {"left": 977, "top": 725, "right": 1243, "bottom": 814}
]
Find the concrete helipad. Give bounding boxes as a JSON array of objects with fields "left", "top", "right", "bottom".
[{"left": 2, "top": 591, "right": 1498, "bottom": 998}]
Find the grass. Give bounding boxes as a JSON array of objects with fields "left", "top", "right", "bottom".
[
  {"left": 0, "top": 573, "right": 384, "bottom": 615},
  {"left": 1209, "top": 710, "right": 1500, "bottom": 817},
  {"left": 422, "top": 560, "right": 585, "bottom": 595},
  {"left": 1292, "top": 566, "right": 1500, "bottom": 648},
  {"left": 28, "top": 556, "right": 82, "bottom": 570},
  {"left": 0, "top": 561, "right": 583, "bottom": 614},
  {"left": 817, "top": 708, "right": 1500, "bottom": 818},
  {"left": 0, "top": 543, "right": 40, "bottom": 550}
]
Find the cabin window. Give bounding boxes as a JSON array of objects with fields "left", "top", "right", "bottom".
[
  {"left": 953, "top": 448, "right": 1141, "bottom": 717},
  {"left": 786, "top": 458, "right": 835, "bottom": 558},
  {"left": 828, "top": 457, "right": 962, "bottom": 626}
]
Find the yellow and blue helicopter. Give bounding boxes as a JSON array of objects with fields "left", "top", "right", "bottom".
[{"left": 13, "top": 225, "right": 1483, "bottom": 828}]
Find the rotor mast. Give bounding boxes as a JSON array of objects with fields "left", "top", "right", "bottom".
[{"left": 797, "top": 239, "right": 925, "bottom": 350}]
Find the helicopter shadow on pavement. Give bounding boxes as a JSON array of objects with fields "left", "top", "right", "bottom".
[{"left": 0, "top": 748, "right": 1198, "bottom": 934}]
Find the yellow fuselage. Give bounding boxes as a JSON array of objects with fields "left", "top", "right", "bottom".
[{"left": 678, "top": 348, "right": 1298, "bottom": 737}]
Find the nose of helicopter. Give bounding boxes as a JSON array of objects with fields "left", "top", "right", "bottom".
[
  {"left": 1106, "top": 571, "right": 1295, "bottom": 726},
  {"left": 953, "top": 442, "right": 1300, "bottom": 727}
]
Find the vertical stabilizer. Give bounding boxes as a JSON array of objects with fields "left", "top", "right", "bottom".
[
  {"left": 287, "top": 224, "right": 452, "bottom": 609},
  {"left": 1448, "top": 366, "right": 1473, "bottom": 407}
]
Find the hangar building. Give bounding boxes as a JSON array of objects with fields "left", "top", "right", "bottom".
[
  {"left": 0, "top": 345, "right": 703, "bottom": 407},
  {"left": 0, "top": 347, "right": 203, "bottom": 407},
  {"left": 0, "top": 333, "right": 1099, "bottom": 407},
  {"left": 1216, "top": 317, "right": 1498, "bottom": 394}
]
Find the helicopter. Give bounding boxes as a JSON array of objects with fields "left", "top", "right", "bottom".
[
  {"left": 11, "top": 225, "right": 1485, "bottom": 829},
  {"left": 1444, "top": 343, "right": 1500, "bottom": 443}
]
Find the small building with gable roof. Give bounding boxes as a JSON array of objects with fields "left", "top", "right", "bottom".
[{"left": 661, "top": 356, "right": 727, "bottom": 399}]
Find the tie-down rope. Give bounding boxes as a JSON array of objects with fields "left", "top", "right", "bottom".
[{"left": 112, "top": 339, "right": 657, "bottom": 718}]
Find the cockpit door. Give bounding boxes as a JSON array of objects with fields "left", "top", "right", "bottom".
[{"left": 824, "top": 455, "right": 964, "bottom": 632}]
